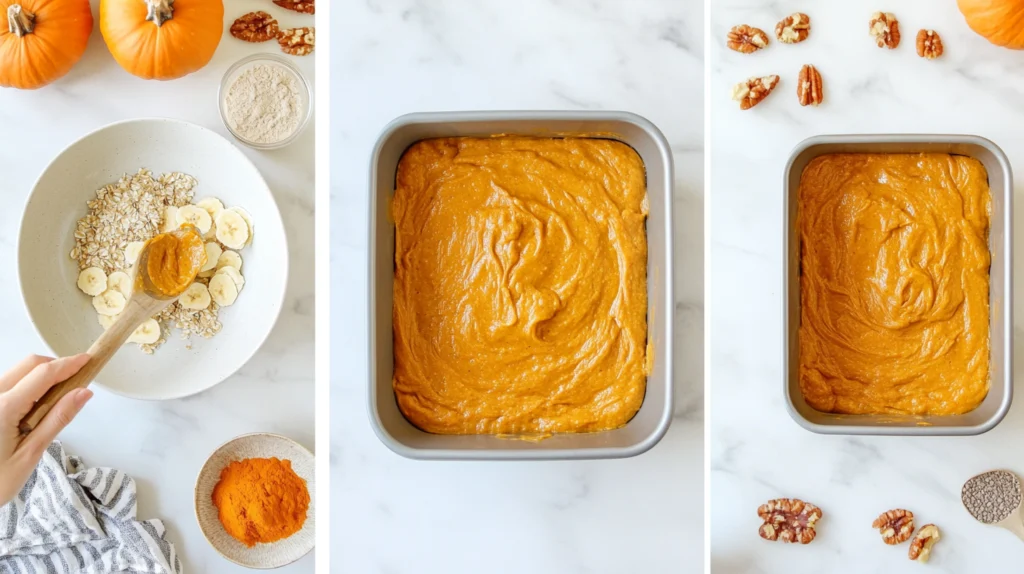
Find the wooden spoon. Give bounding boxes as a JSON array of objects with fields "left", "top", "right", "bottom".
[
  {"left": 962, "top": 469, "right": 1024, "bottom": 542},
  {"left": 18, "top": 227, "right": 204, "bottom": 435}
]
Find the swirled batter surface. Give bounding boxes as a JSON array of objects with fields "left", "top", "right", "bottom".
[
  {"left": 393, "top": 137, "right": 649, "bottom": 435},
  {"left": 799, "top": 153, "right": 991, "bottom": 415}
]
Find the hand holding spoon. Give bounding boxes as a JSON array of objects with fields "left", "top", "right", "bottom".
[
  {"left": 18, "top": 225, "right": 207, "bottom": 435},
  {"left": 962, "top": 469, "right": 1024, "bottom": 541}
]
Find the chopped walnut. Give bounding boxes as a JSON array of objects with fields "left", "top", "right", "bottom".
[
  {"left": 758, "top": 498, "right": 822, "bottom": 544},
  {"left": 797, "top": 64, "right": 823, "bottom": 106},
  {"left": 917, "top": 29, "right": 943, "bottom": 59},
  {"left": 870, "top": 12, "right": 900, "bottom": 49},
  {"left": 776, "top": 13, "right": 811, "bottom": 44},
  {"left": 873, "top": 509, "right": 915, "bottom": 545},
  {"left": 731, "top": 75, "right": 780, "bottom": 110},
  {"left": 230, "top": 11, "right": 279, "bottom": 43},
  {"left": 727, "top": 24, "right": 769, "bottom": 53},
  {"left": 908, "top": 524, "right": 940, "bottom": 562}
]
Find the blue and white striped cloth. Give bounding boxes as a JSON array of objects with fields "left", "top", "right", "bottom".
[{"left": 0, "top": 442, "right": 182, "bottom": 574}]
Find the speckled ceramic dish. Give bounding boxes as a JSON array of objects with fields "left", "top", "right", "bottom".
[{"left": 195, "top": 433, "right": 315, "bottom": 569}]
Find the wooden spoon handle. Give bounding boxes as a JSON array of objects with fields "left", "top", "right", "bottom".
[{"left": 18, "top": 297, "right": 156, "bottom": 435}]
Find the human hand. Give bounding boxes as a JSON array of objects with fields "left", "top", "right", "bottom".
[{"left": 0, "top": 354, "right": 93, "bottom": 507}]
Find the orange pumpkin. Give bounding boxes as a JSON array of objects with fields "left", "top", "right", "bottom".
[
  {"left": 99, "top": 0, "right": 223, "bottom": 80},
  {"left": 0, "top": 0, "right": 93, "bottom": 90},
  {"left": 958, "top": 0, "right": 1024, "bottom": 49}
]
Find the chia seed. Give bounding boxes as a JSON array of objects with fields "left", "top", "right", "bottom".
[{"left": 962, "top": 470, "right": 1022, "bottom": 524}]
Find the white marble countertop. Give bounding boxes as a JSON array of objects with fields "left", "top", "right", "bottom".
[
  {"left": 332, "top": 1, "right": 703, "bottom": 572},
  {"left": 711, "top": 1, "right": 1024, "bottom": 572},
  {"left": 0, "top": 2, "right": 315, "bottom": 571}
]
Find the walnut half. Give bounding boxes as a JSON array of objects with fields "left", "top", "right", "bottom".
[
  {"left": 278, "top": 27, "right": 315, "bottom": 56},
  {"left": 731, "top": 75, "right": 780, "bottom": 110},
  {"left": 230, "top": 11, "right": 279, "bottom": 43},
  {"left": 727, "top": 24, "right": 769, "bottom": 54},
  {"left": 873, "top": 509, "right": 915, "bottom": 545},
  {"left": 870, "top": 12, "right": 900, "bottom": 49},
  {"left": 909, "top": 524, "right": 941, "bottom": 562},
  {"left": 758, "top": 498, "right": 823, "bottom": 544},
  {"left": 917, "top": 29, "right": 944, "bottom": 59},
  {"left": 776, "top": 13, "right": 811, "bottom": 44},
  {"left": 797, "top": 64, "right": 823, "bottom": 107}
]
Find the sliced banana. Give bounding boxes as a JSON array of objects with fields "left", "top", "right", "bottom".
[
  {"left": 77, "top": 267, "right": 107, "bottom": 296},
  {"left": 92, "top": 290, "right": 126, "bottom": 316},
  {"left": 97, "top": 313, "right": 119, "bottom": 330},
  {"left": 160, "top": 206, "right": 179, "bottom": 233},
  {"left": 124, "top": 241, "right": 145, "bottom": 267},
  {"left": 215, "top": 210, "right": 249, "bottom": 250},
  {"left": 176, "top": 205, "right": 212, "bottom": 235},
  {"left": 179, "top": 282, "right": 212, "bottom": 310},
  {"left": 106, "top": 271, "right": 133, "bottom": 298},
  {"left": 228, "top": 207, "right": 255, "bottom": 246},
  {"left": 201, "top": 242, "right": 222, "bottom": 272},
  {"left": 216, "top": 250, "right": 242, "bottom": 272},
  {"left": 214, "top": 266, "right": 245, "bottom": 291},
  {"left": 198, "top": 269, "right": 216, "bottom": 278},
  {"left": 196, "top": 197, "right": 224, "bottom": 221},
  {"left": 127, "top": 319, "right": 160, "bottom": 345},
  {"left": 203, "top": 222, "right": 218, "bottom": 241},
  {"left": 209, "top": 273, "right": 239, "bottom": 307}
]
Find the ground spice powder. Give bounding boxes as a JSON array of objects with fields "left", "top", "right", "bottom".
[{"left": 212, "top": 457, "right": 310, "bottom": 547}]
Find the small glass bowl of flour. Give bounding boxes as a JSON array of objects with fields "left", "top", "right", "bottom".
[{"left": 219, "top": 54, "right": 312, "bottom": 150}]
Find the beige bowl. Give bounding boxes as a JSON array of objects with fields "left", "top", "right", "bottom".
[{"left": 195, "top": 433, "right": 315, "bottom": 569}]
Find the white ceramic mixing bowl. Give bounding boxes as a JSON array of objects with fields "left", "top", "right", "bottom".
[{"left": 18, "top": 118, "right": 288, "bottom": 400}]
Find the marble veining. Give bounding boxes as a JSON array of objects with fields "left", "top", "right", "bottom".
[
  {"left": 333, "top": 0, "right": 702, "bottom": 572},
  {"left": 0, "top": 2, "right": 315, "bottom": 571},
  {"left": 712, "top": 1, "right": 1024, "bottom": 571}
]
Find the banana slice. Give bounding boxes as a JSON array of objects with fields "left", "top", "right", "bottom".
[
  {"left": 198, "top": 269, "right": 216, "bottom": 279},
  {"left": 196, "top": 197, "right": 224, "bottom": 221},
  {"left": 106, "top": 271, "right": 133, "bottom": 298},
  {"left": 214, "top": 266, "right": 245, "bottom": 291},
  {"left": 215, "top": 210, "right": 249, "bottom": 250},
  {"left": 97, "top": 313, "right": 119, "bottom": 330},
  {"left": 203, "top": 222, "right": 218, "bottom": 241},
  {"left": 127, "top": 319, "right": 161, "bottom": 345},
  {"left": 77, "top": 267, "right": 107, "bottom": 296},
  {"left": 160, "top": 206, "right": 179, "bottom": 233},
  {"left": 176, "top": 205, "right": 212, "bottom": 234},
  {"left": 209, "top": 273, "right": 239, "bottom": 307},
  {"left": 179, "top": 282, "right": 212, "bottom": 310},
  {"left": 92, "top": 290, "right": 126, "bottom": 316},
  {"left": 124, "top": 241, "right": 145, "bottom": 267},
  {"left": 216, "top": 250, "right": 242, "bottom": 272},
  {"left": 228, "top": 207, "right": 255, "bottom": 246},
  {"left": 201, "top": 242, "right": 222, "bottom": 273}
]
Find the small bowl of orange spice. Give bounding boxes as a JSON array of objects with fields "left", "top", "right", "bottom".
[{"left": 195, "top": 433, "right": 315, "bottom": 569}]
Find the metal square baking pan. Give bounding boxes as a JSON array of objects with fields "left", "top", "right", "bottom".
[
  {"left": 368, "top": 111, "right": 674, "bottom": 459},
  {"left": 784, "top": 134, "right": 1013, "bottom": 435}
]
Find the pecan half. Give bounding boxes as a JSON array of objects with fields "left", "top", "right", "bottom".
[
  {"left": 758, "top": 498, "right": 822, "bottom": 544},
  {"left": 873, "top": 509, "right": 915, "bottom": 545},
  {"left": 776, "top": 13, "right": 810, "bottom": 44},
  {"left": 727, "top": 24, "right": 769, "bottom": 53},
  {"left": 908, "top": 524, "right": 940, "bottom": 562},
  {"left": 870, "top": 12, "right": 900, "bottom": 49},
  {"left": 278, "top": 27, "right": 315, "bottom": 56},
  {"left": 230, "top": 11, "right": 279, "bottom": 43},
  {"left": 731, "top": 75, "right": 780, "bottom": 110},
  {"left": 797, "top": 64, "right": 823, "bottom": 106},
  {"left": 274, "top": 0, "right": 315, "bottom": 14},
  {"left": 917, "top": 29, "right": 943, "bottom": 59}
]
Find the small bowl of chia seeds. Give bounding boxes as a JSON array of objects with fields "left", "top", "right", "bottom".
[
  {"left": 218, "top": 53, "right": 312, "bottom": 150},
  {"left": 962, "top": 469, "right": 1023, "bottom": 525}
]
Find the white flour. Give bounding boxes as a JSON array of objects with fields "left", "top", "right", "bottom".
[{"left": 225, "top": 63, "right": 303, "bottom": 144}]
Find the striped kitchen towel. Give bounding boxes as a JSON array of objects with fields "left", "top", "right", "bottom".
[{"left": 0, "top": 441, "right": 182, "bottom": 574}]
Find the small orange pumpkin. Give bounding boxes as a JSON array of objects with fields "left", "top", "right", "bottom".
[
  {"left": 0, "top": 0, "right": 93, "bottom": 90},
  {"left": 958, "top": 0, "right": 1024, "bottom": 49},
  {"left": 99, "top": 0, "right": 223, "bottom": 80}
]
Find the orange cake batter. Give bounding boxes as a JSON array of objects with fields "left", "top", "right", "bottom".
[
  {"left": 392, "top": 137, "right": 649, "bottom": 435},
  {"left": 798, "top": 153, "right": 991, "bottom": 415},
  {"left": 142, "top": 226, "right": 206, "bottom": 298}
]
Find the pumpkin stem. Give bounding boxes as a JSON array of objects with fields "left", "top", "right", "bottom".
[
  {"left": 144, "top": 0, "right": 174, "bottom": 27},
  {"left": 7, "top": 4, "right": 36, "bottom": 37}
]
